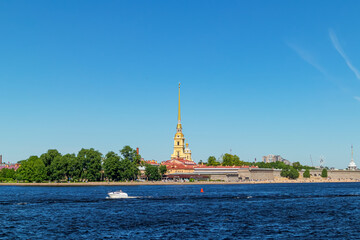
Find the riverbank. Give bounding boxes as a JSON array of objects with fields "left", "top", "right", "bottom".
[{"left": 0, "top": 178, "right": 359, "bottom": 186}]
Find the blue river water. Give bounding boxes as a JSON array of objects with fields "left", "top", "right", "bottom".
[{"left": 1, "top": 183, "right": 360, "bottom": 239}]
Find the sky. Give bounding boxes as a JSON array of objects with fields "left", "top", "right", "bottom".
[{"left": 1, "top": 1, "right": 360, "bottom": 169}]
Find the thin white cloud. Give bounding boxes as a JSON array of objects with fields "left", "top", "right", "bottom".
[
  {"left": 287, "top": 37, "right": 360, "bottom": 102},
  {"left": 329, "top": 29, "right": 360, "bottom": 80},
  {"left": 287, "top": 41, "right": 355, "bottom": 101},
  {"left": 287, "top": 42, "right": 327, "bottom": 75}
]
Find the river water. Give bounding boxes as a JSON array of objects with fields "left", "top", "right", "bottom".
[{"left": 1, "top": 183, "right": 360, "bottom": 239}]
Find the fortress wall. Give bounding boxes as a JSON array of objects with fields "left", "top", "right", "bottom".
[
  {"left": 210, "top": 174, "right": 240, "bottom": 182},
  {"left": 273, "top": 169, "right": 282, "bottom": 178},
  {"left": 210, "top": 174, "right": 228, "bottom": 181},
  {"left": 210, "top": 168, "right": 360, "bottom": 182},
  {"left": 227, "top": 174, "right": 240, "bottom": 182},
  {"left": 238, "top": 169, "right": 251, "bottom": 180},
  {"left": 298, "top": 169, "right": 360, "bottom": 180},
  {"left": 310, "top": 170, "right": 322, "bottom": 177},
  {"left": 249, "top": 169, "right": 276, "bottom": 181},
  {"left": 298, "top": 170, "right": 322, "bottom": 178},
  {"left": 328, "top": 170, "right": 360, "bottom": 180}
]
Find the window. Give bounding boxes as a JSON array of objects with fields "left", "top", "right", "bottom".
[{"left": 177, "top": 141, "right": 179, "bottom": 145}]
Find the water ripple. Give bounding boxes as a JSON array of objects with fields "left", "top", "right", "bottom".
[{"left": 1, "top": 183, "right": 360, "bottom": 239}]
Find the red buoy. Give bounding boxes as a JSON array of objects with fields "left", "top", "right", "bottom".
[{"left": 200, "top": 188, "right": 204, "bottom": 193}]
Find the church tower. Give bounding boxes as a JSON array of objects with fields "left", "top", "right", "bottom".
[{"left": 171, "top": 83, "right": 192, "bottom": 161}]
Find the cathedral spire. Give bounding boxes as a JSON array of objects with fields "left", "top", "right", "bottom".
[
  {"left": 176, "top": 83, "right": 182, "bottom": 131},
  {"left": 178, "top": 82, "right": 181, "bottom": 123},
  {"left": 171, "top": 83, "right": 192, "bottom": 161}
]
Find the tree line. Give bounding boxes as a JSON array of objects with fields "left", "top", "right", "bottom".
[
  {"left": 0, "top": 146, "right": 167, "bottom": 183},
  {"left": 201, "top": 154, "right": 248, "bottom": 167},
  {"left": 0, "top": 149, "right": 328, "bottom": 182},
  {"left": 201, "top": 154, "right": 319, "bottom": 180}
]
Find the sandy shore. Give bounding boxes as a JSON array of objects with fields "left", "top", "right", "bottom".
[{"left": 0, "top": 179, "right": 359, "bottom": 186}]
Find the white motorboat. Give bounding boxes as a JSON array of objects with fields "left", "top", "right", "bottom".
[{"left": 107, "top": 190, "right": 129, "bottom": 199}]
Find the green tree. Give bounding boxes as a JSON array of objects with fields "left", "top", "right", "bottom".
[
  {"left": 40, "top": 149, "right": 62, "bottom": 179},
  {"left": 253, "top": 159, "right": 315, "bottom": 171},
  {"left": 16, "top": 156, "right": 47, "bottom": 182},
  {"left": 120, "top": 146, "right": 141, "bottom": 165},
  {"left": 0, "top": 168, "right": 15, "bottom": 179},
  {"left": 233, "top": 155, "right": 241, "bottom": 166},
  {"left": 66, "top": 154, "right": 81, "bottom": 181},
  {"left": 292, "top": 161, "right": 302, "bottom": 170},
  {"left": 222, "top": 154, "right": 234, "bottom": 166},
  {"left": 256, "top": 161, "right": 302, "bottom": 170},
  {"left": 288, "top": 168, "right": 299, "bottom": 179},
  {"left": 103, "top": 151, "right": 122, "bottom": 181},
  {"left": 321, "top": 168, "right": 328, "bottom": 178},
  {"left": 303, "top": 169, "right": 310, "bottom": 178},
  {"left": 49, "top": 154, "right": 69, "bottom": 181},
  {"left": 280, "top": 167, "right": 290, "bottom": 177},
  {"left": 145, "top": 164, "right": 161, "bottom": 181},
  {"left": 77, "top": 148, "right": 102, "bottom": 181},
  {"left": 281, "top": 166, "right": 299, "bottom": 179},
  {"left": 207, "top": 156, "right": 220, "bottom": 166},
  {"left": 222, "top": 154, "right": 245, "bottom": 166},
  {"left": 117, "top": 146, "right": 141, "bottom": 181},
  {"left": 159, "top": 165, "right": 167, "bottom": 176},
  {"left": 119, "top": 158, "right": 139, "bottom": 181}
]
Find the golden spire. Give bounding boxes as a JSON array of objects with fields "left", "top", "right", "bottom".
[
  {"left": 176, "top": 83, "right": 182, "bottom": 131},
  {"left": 178, "top": 82, "right": 181, "bottom": 123}
]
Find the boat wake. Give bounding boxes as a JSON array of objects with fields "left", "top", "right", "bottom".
[{"left": 105, "top": 196, "right": 140, "bottom": 199}]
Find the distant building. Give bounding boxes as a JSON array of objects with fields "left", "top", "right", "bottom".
[
  {"left": 348, "top": 145, "right": 357, "bottom": 170},
  {"left": 0, "top": 155, "right": 21, "bottom": 170},
  {"left": 161, "top": 158, "right": 197, "bottom": 174},
  {"left": 282, "top": 159, "right": 291, "bottom": 165},
  {"left": 0, "top": 163, "right": 20, "bottom": 170},
  {"left": 142, "top": 160, "right": 159, "bottom": 166},
  {"left": 262, "top": 154, "right": 291, "bottom": 165}
]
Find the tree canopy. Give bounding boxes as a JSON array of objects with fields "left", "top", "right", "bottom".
[
  {"left": 77, "top": 148, "right": 103, "bottom": 181},
  {"left": 159, "top": 165, "right": 167, "bottom": 176},
  {"left": 103, "top": 146, "right": 141, "bottom": 181},
  {"left": 222, "top": 154, "right": 242, "bottom": 166},
  {"left": 103, "top": 151, "right": 122, "bottom": 181},
  {"left": 145, "top": 164, "right": 168, "bottom": 181},
  {"left": 281, "top": 167, "right": 299, "bottom": 179},
  {"left": 120, "top": 145, "right": 141, "bottom": 165},
  {"left": 145, "top": 164, "right": 161, "bottom": 181},
  {"left": 16, "top": 156, "right": 47, "bottom": 182},
  {"left": 303, "top": 169, "right": 310, "bottom": 178},
  {"left": 206, "top": 156, "right": 220, "bottom": 166},
  {"left": 13, "top": 145, "right": 142, "bottom": 183},
  {"left": 0, "top": 168, "right": 16, "bottom": 182},
  {"left": 321, "top": 168, "right": 328, "bottom": 178}
]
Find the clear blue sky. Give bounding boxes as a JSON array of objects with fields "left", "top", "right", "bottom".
[{"left": 1, "top": 1, "right": 360, "bottom": 168}]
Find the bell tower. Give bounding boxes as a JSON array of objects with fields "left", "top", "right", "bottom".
[{"left": 171, "top": 83, "right": 191, "bottom": 160}]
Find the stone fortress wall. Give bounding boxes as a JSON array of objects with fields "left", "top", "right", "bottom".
[
  {"left": 205, "top": 168, "right": 360, "bottom": 182},
  {"left": 323, "top": 170, "right": 360, "bottom": 180}
]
